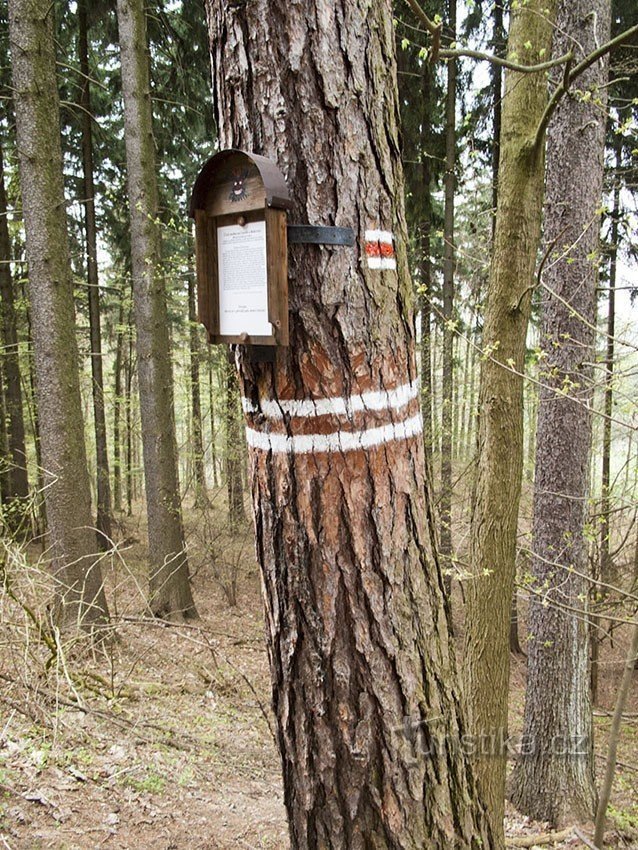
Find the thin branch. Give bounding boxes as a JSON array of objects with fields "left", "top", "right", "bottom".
[
  {"left": 439, "top": 47, "right": 573, "bottom": 74},
  {"left": 512, "top": 224, "right": 569, "bottom": 312},
  {"left": 535, "top": 23, "right": 638, "bottom": 150},
  {"left": 402, "top": 0, "right": 440, "bottom": 37}
]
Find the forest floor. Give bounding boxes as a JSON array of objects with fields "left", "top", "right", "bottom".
[{"left": 0, "top": 495, "right": 637, "bottom": 850}]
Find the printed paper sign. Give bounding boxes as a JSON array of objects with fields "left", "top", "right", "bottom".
[{"left": 217, "top": 221, "right": 272, "bottom": 337}]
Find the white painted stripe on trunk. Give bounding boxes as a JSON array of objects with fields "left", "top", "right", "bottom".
[
  {"left": 364, "top": 229, "right": 393, "bottom": 244},
  {"left": 367, "top": 257, "right": 397, "bottom": 270},
  {"left": 242, "top": 379, "right": 419, "bottom": 420},
  {"left": 242, "top": 397, "right": 259, "bottom": 414},
  {"left": 245, "top": 412, "right": 423, "bottom": 455}
]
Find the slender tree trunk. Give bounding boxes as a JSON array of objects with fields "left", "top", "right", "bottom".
[
  {"left": 112, "top": 294, "right": 125, "bottom": 513},
  {"left": 600, "top": 143, "right": 620, "bottom": 584},
  {"left": 223, "top": 354, "right": 245, "bottom": 532},
  {"left": 594, "top": 620, "right": 638, "bottom": 847},
  {"left": 592, "top": 140, "right": 621, "bottom": 704},
  {"left": 462, "top": 2, "right": 557, "bottom": 844},
  {"left": 117, "top": 0, "right": 196, "bottom": 619},
  {"left": 188, "top": 261, "right": 207, "bottom": 507},
  {"left": 0, "top": 365, "right": 10, "bottom": 501},
  {"left": 79, "top": 0, "right": 112, "bottom": 548},
  {"left": 510, "top": 2, "right": 611, "bottom": 825},
  {"left": 465, "top": 313, "right": 479, "bottom": 457},
  {"left": 431, "top": 321, "right": 440, "bottom": 456},
  {"left": 125, "top": 313, "right": 133, "bottom": 517},
  {"left": 0, "top": 140, "right": 29, "bottom": 520},
  {"left": 509, "top": 588, "right": 522, "bottom": 656},
  {"left": 205, "top": 1, "right": 492, "bottom": 847},
  {"left": 456, "top": 332, "right": 467, "bottom": 462},
  {"left": 440, "top": 0, "right": 456, "bottom": 590},
  {"left": 23, "top": 286, "right": 45, "bottom": 536},
  {"left": 419, "top": 71, "right": 434, "bottom": 461},
  {"left": 8, "top": 0, "right": 108, "bottom": 625},
  {"left": 490, "top": 0, "right": 504, "bottom": 241},
  {"left": 208, "top": 347, "right": 219, "bottom": 488}
]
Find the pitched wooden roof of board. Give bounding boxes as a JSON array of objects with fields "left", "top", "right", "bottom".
[{"left": 189, "top": 149, "right": 292, "bottom": 215}]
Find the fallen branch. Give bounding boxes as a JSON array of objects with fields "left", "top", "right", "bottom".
[{"left": 506, "top": 826, "right": 574, "bottom": 848}]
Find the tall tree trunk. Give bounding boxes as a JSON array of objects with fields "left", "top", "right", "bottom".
[
  {"left": 510, "top": 1, "right": 611, "bottom": 825},
  {"left": 208, "top": 346, "right": 219, "bottom": 488},
  {"left": 8, "top": 0, "right": 108, "bottom": 625},
  {"left": 223, "top": 354, "right": 245, "bottom": 532},
  {"left": 490, "top": 0, "right": 504, "bottom": 241},
  {"left": 592, "top": 139, "right": 621, "bottom": 704},
  {"left": 457, "top": 329, "right": 472, "bottom": 462},
  {"left": 125, "top": 307, "right": 133, "bottom": 517},
  {"left": 0, "top": 365, "right": 10, "bottom": 502},
  {"left": 117, "top": 0, "right": 196, "bottom": 620},
  {"left": 462, "top": 1, "right": 557, "bottom": 844},
  {"left": 509, "top": 587, "right": 522, "bottom": 656},
  {"left": 600, "top": 143, "right": 621, "bottom": 585},
  {"left": 23, "top": 285, "right": 46, "bottom": 537},
  {"left": 79, "top": 0, "right": 112, "bottom": 548},
  {"left": 0, "top": 140, "right": 29, "bottom": 521},
  {"left": 440, "top": 0, "right": 456, "bottom": 589},
  {"left": 188, "top": 263, "right": 208, "bottom": 507},
  {"left": 112, "top": 294, "right": 126, "bottom": 513},
  {"left": 205, "top": 1, "right": 492, "bottom": 847},
  {"left": 594, "top": 619, "right": 638, "bottom": 847},
  {"left": 465, "top": 312, "right": 479, "bottom": 457},
  {"left": 419, "top": 80, "right": 434, "bottom": 461}
]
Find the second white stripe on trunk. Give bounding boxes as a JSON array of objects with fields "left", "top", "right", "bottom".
[{"left": 246, "top": 412, "right": 423, "bottom": 455}]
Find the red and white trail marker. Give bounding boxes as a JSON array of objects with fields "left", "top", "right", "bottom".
[{"left": 365, "top": 229, "right": 396, "bottom": 270}]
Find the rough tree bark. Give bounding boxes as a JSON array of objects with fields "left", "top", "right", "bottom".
[
  {"left": 0, "top": 139, "right": 29, "bottom": 515},
  {"left": 490, "top": 0, "right": 504, "bottom": 241},
  {"left": 462, "top": 1, "right": 557, "bottom": 845},
  {"left": 8, "top": 0, "right": 108, "bottom": 625},
  {"left": 440, "top": 0, "right": 456, "bottom": 592},
  {"left": 205, "top": 1, "right": 491, "bottom": 847},
  {"left": 510, "top": 0, "right": 611, "bottom": 826},
  {"left": 117, "top": 0, "right": 196, "bottom": 619},
  {"left": 79, "top": 0, "right": 113, "bottom": 547},
  {"left": 491, "top": 0, "right": 523, "bottom": 660}
]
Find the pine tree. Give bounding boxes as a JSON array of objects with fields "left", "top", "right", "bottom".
[
  {"left": 510, "top": 0, "right": 611, "bottom": 825},
  {"left": 462, "top": 1, "right": 557, "bottom": 844},
  {"left": 204, "top": 0, "right": 491, "bottom": 845},
  {"left": 116, "top": 0, "right": 196, "bottom": 620},
  {"left": 8, "top": 0, "right": 109, "bottom": 625},
  {"left": 0, "top": 139, "right": 29, "bottom": 522}
]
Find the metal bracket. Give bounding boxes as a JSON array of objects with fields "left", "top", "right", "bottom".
[{"left": 287, "top": 224, "right": 355, "bottom": 246}]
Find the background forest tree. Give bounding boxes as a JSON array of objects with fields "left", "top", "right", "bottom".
[{"left": 0, "top": 0, "right": 636, "bottom": 847}]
